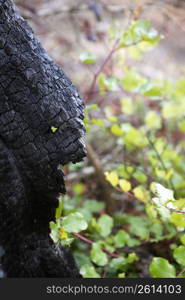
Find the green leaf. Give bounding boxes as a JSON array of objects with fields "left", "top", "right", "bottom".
[
  {"left": 105, "top": 171, "right": 119, "bottom": 187},
  {"left": 133, "top": 171, "right": 147, "bottom": 183},
  {"left": 132, "top": 20, "right": 159, "bottom": 42},
  {"left": 145, "top": 203, "right": 158, "bottom": 220},
  {"left": 145, "top": 111, "right": 161, "bottom": 129},
  {"left": 49, "top": 221, "right": 60, "bottom": 243},
  {"left": 162, "top": 101, "right": 185, "bottom": 120},
  {"left": 120, "top": 98, "right": 134, "bottom": 115},
  {"left": 133, "top": 185, "right": 149, "bottom": 203},
  {"left": 150, "top": 223, "right": 163, "bottom": 241},
  {"left": 50, "top": 221, "right": 58, "bottom": 230},
  {"left": 83, "top": 200, "right": 105, "bottom": 213},
  {"left": 121, "top": 69, "right": 147, "bottom": 93},
  {"left": 85, "top": 104, "right": 99, "bottom": 112},
  {"left": 175, "top": 78, "right": 185, "bottom": 98},
  {"left": 180, "top": 234, "right": 185, "bottom": 245},
  {"left": 149, "top": 257, "right": 176, "bottom": 278},
  {"left": 73, "top": 183, "right": 85, "bottom": 195},
  {"left": 173, "top": 199, "right": 185, "bottom": 211},
  {"left": 79, "top": 52, "right": 96, "bottom": 64},
  {"left": 80, "top": 264, "right": 100, "bottom": 278},
  {"left": 74, "top": 251, "right": 91, "bottom": 268},
  {"left": 98, "top": 73, "right": 118, "bottom": 95},
  {"left": 51, "top": 126, "right": 58, "bottom": 133},
  {"left": 90, "top": 243, "right": 108, "bottom": 266},
  {"left": 141, "top": 81, "right": 163, "bottom": 99},
  {"left": 124, "top": 127, "right": 148, "bottom": 148},
  {"left": 127, "top": 238, "right": 141, "bottom": 247},
  {"left": 128, "top": 216, "right": 150, "bottom": 240},
  {"left": 127, "top": 252, "right": 139, "bottom": 263},
  {"left": 60, "top": 237, "right": 74, "bottom": 246},
  {"left": 97, "top": 214, "right": 114, "bottom": 237},
  {"left": 114, "top": 230, "right": 130, "bottom": 247},
  {"left": 79, "top": 200, "right": 105, "bottom": 222},
  {"left": 152, "top": 183, "right": 175, "bottom": 206},
  {"left": 116, "top": 164, "right": 134, "bottom": 179},
  {"left": 118, "top": 272, "right": 126, "bottom": 278},
  {"left": 109, "top": 257, "right": 127, "bottom": 271},
  {"left": 62, "top": 212, "right": 88, "bottom": 233},
  {"left": 91, "top": 118, "right": 105, "bottom": 127},
  {"left": 173, "top": 246, "right": 185, "bottom": 266},
  {"left": 178, "top": 120, "right": 185, "bottom": 133},
  {"left": 119, "top": 179, "right": 131, "bottom": 192},
  {"left": 55, "top": 198, "right": 63, "bottom": 219},
  {"left": 110, "top": 124, "right": 124, "bottom": 136},
  {"left": 120, "top": 20, "right": 160, "bottom": 47},
  {"left": 104, "top": 106, "right": 117, "bottom": 122}
]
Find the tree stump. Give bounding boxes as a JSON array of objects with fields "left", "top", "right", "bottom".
[{"left": 0, "top": 0, "right": 85, "bottom": 277}]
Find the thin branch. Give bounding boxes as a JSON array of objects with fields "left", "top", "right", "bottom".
[
  {"left": 73, "top": 232, "right": 93, "bottom": 246},
  {"left": 167, "top": 207, "right": 185, "bottom": 214},
  {"left": 73, "top": 232, "right": 120, "bottom": 258},
  {"left": 85, "top": 38, "right": 120, "bottom": 102},
  {"left": 147, "top": 135, "right": 176, "bottom": 192},
  {"left": 86, "top": 143, "right": 116, "bottom": 214},
  {"left": 115, "top": 186, "right": 138, "bottom": 201}
]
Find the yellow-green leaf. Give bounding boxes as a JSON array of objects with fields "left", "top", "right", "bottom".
[
  {"left": 59, "top": 228, "right": 68, "bottom": 239},
  {"left": 105, "top": 171, "right": 119, "bottom": 187},
  {"left": 170, "top": 213, "right": 185, "bottom": 228},
  {"left": 120, "top": 98, "right": 134, "bottom": 115},
  {"left": 110, "top": 124, "right": 124, "bottom": 136},
  {"left": 145, "top": 111, "right": 161, "bottom": 129},
  {"left": 133, "top": 185, "right": 149, "bottom": 202},
  {"left": 119, "top": 179, "right": 131, "bottom": 192},
  {"left": 51, "top": 126, "right": 58, "bottom": 133}
]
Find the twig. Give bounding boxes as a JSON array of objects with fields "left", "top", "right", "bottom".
[
  {"left": 85, "top": 38, "right": 120, "bottom": 102},
  {"left": 73, "top": 232, "right": 93, "bottom": 246},
  {"left": 86, "top": 143, "right": 116, "bottom": 214},
  {"left": 73, "top": 232, "right": 120, "bottom": 258},
  {"left": 167, "top": 208, "right": 185, "bottom": 214},
  {"left": 115, "top": 186, "right": 138, "bottom": 201},
  {"left": 147, "top": 135, "right": 175, "bottom": 192},
  {"left": 84, "top": 39, "right": 121, "bottom": 213}
]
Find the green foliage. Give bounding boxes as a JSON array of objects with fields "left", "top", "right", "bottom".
[
  {"left": 80, "top": 264, "right": 101, "bottom": 278},
  {"left": 90, "top": 243, "right": 108, "bottom": 266},
  {"left": 173, "top": 246, "right": 185, "bottom": 266},
  {"left": 119, "top": 20, "right": 160, "bottom": 47},
  {"left": 62, "top": 212, "right": 88, "bottom": 233},
  {"left": 79, "top": 52, "right": 96, "bottom": 64},
  {"left": 50, "top": 208, "right": 88, "bottom": 246},
  {"left": 149, "top": 257, "right": 176, "bottom": 278},
  {"left": 97, "top": 214, "right": 114, "bottom": 237},
  {"left": 51, "top": 18, "right": 185, "bottom": 278},
  {"left": 145, "top": 111, "right": 162, "bottom": 129},
  {"left": 114, "top": 230, "right": 130, "bottom": 247}
]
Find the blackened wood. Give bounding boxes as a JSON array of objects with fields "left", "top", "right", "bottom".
[{"left": 0, "top": 0, "right": 85, "bottom": 277}]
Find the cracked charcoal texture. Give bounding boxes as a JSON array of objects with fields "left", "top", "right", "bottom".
[{"left": 0, "top": 0, "right": 86, "bottom": 277}]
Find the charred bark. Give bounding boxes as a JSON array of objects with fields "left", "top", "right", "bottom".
[{"left": 0, "top": 0, "right": 85, "bottom": 277}]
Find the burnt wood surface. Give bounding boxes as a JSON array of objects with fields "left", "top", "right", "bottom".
[{"left": 0, "top": 0, "right": 85, "bottom": 277}]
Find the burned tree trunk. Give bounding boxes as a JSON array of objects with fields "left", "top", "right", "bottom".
[{"left": 0, "top": 0, "right": 85, "bottom": 277}]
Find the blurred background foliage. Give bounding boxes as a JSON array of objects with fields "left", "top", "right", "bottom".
[{"left": 16, "top": 0, "right": 185, "bottom": 278}]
